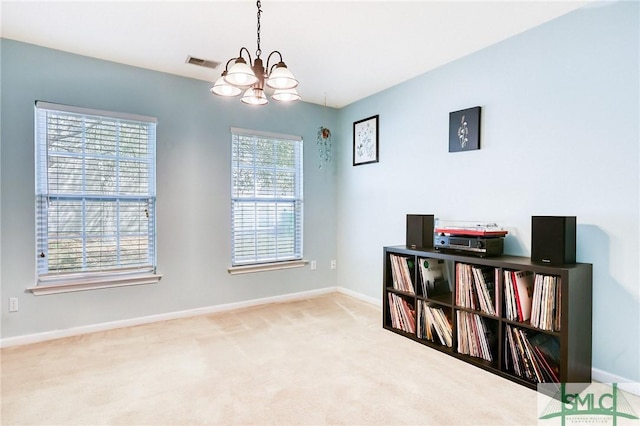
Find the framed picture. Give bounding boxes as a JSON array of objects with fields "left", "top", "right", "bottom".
[
  {"left": 353, "top": 115, "right": 379, "bottom": 166},
  {"left": 449, "top": 106, "right": 481, "bottom": 152}
]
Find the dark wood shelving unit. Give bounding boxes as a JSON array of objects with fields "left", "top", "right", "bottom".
[{"left": 383, "top": 245, "right": 592, "bottom": 390}]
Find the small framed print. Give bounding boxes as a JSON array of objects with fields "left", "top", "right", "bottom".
[
  {"left": 353, "top": 115, "right": 379, "bottom": 166},
  {"left": 449, "top": 106, "right": 481, "bottom": 152}
]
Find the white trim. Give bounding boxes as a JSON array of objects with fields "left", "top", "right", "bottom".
[
  {"left": 230, "top": 126, "right": 301, "bottom": 141},
  {"left": 27, "top": 273, "right": 162, "bottom": 295},
  {"left": 0, "top": 286, "right": 337, "bottom": 348},
  {"left": 592, "top": 367, "right": 640, "bottom": 396},
  {"left": 336, "top": 287, "right": 382, "bottom": 308},
  {"left": 228, "top": 260, "right": 307, "bottom": 275},
  {"left": 35, "top": 101, "right": 157, "bottom": 124}
]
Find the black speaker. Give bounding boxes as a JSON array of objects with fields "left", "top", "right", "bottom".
[
  {"left": 531, "top": 216, "right": 576, "bottom": 265},
  {"left": 406, "top": 214, "right": 434, "bottom": 249}
]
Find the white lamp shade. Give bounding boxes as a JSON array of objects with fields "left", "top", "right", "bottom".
[
  {"left": 272, "top": 88, "right": 301, "bottom": 102},
  {"left": 266, "top": 63, "right": 298, "bottom": 90},
  {"left": 241, "top": 88, "right": 269, "bottom": 106},
  {"left": 225, "top": 59, "right": 258, "bottom": 87},
  {"left": 210, "top": 75, "right": 242, "bottom": 97}
]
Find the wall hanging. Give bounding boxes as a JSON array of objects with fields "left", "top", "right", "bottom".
[
  {"left": 449, "top": 106, "right": 481, "bottom": 152},
  {"left": 316, "top": 94, "right": 332, "bottom": 168},
  {"left": 317, "top": 126, "right": 332, "bottom": 168},
  {"left": 353, "top": 114, "right": 379, "bottom": 166}
]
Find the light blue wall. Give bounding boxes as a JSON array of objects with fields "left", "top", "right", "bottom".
[
  {"left": 1, "top": 39, "right": 338, "bottom": 337},
  {"left": 2, "top": 1, "right": 638, "bottom": 386},
  {"left": 336, "top": 2, "right": 639, "bottom": 383}
]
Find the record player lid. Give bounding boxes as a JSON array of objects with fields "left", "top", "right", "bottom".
[{"left": 435, "top": 220, "right": 508, "bottom": 237}]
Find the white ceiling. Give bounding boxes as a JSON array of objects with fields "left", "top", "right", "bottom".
[{"left": 1, "top": 0, "right": 592, "bottom": 108}]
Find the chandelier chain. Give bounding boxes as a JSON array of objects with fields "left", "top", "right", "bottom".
[{"left": 256, "top": 1, "right": 262, "bottom": 58}]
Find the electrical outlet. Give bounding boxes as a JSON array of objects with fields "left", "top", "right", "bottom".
[
  {"left": 9, "top": 297, "right": 19, "bottom": 313},
  {"left": 331, "top": 260, "right": 337, "bottom": 270},
  {"left": 310, "top": 260, "right": 317, "bottom": 270}
]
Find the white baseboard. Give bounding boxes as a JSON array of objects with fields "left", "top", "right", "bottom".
[
  {"left": 336, "top": 286, "right": 382, "bottom": 308},
  {"left": 0, "top": 286, "right": 338, "bottom": 348},
  {"left": 592, "top": 367, "right": 640, "bottom": 396}
]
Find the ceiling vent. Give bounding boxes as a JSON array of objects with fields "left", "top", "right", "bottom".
[{"left": 186, "top": 56, "right": 220, "bottom": 69}]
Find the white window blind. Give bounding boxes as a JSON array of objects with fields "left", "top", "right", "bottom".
[
  {"left": 34, "top": 101, "right": 158, "bottom": 287},
  {"left": 231, "top": 128, "right": 303, "bottom": 266}
]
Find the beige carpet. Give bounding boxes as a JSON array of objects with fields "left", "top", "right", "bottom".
[{"left": 1, "top": 293, "right": 539, "bottom": 425}]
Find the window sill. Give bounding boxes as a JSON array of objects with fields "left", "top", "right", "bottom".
[
  {"left": 27, "top": 273, "right": 162, "bottom": 296},
  {"left": 228, "top": 260, "right": 307, "bottom": 275}
]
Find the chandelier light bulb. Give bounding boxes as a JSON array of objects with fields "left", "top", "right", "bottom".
[
  {"left": 241, "top": 87, "right": 269, "bottom": 106},
  {"left": 210, "top": 73, "right": 242, "bottom": 97},
  {"left": 272, "top": 88, "right": 301, "bottom": 102},
  {"left": 225, "top": 58, "right": 258, "bottom": 87},
  {"left": 266, "top": 62, "right": 298, "bottom": 90}
]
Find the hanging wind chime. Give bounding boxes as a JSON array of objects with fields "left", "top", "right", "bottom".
[{"left": 317, "top": 95, "right": 332, "bottom": 168}]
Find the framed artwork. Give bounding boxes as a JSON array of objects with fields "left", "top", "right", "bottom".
[
  {"left": 449, "top": 106, "right": 481, "bottom": 152},
  {"left": 353, "top": 115, "right": 379, "bottom": 166}
]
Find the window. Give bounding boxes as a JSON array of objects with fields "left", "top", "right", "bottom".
[
  {"left": 33, "top": 101, "right": 159, "bottom": 294},
  {"left": 231, "top": 127, "right": 303, "bottom": 267}
]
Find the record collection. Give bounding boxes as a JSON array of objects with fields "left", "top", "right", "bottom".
[
  {"left": 417, "top": 301, "right": 452, "bottom": 347},
  {"left": 455, "top": 263, "right": 498, "bottom": 315},
  {"left": 387, "top": 293, "right": 415, "bottom": 334},
  {"left": 505, "top": 325, "right": 560, "bottom": 383},
  {"left": 389, "top": 254, "right": 415, "bottom": 294},
  {"left": 504, "top": 271, "right": 561, "bottom": 331},
  {"left": 456, "top": 311, "right": 495, "bottom": 362}
]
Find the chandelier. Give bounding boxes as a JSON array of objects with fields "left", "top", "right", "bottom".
[{"left": 210, "top": 1, "right": 300, "bottom": 105}]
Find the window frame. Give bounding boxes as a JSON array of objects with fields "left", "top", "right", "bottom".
[
  {"left": 229, "top": 127, "right": 304, "bottom": 272},
  {"left": 29, "top": 101, "right": 161, "bottom": 295}
]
